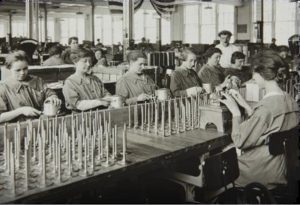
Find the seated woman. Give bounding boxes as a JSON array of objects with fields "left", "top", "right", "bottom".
[
  {"left": 63, "top": 47, "right": 111, "bottom": 111},
  {"left": 43, "top": 45, "right": 64, "bottom": 66},
  {"left": 116, "top": 50, "right": 156, "bottom": 105},
  {"left": 170, "top": 48, "right": 203, "bottom": 97},
  {"left": 93, "top": 49, "right": 108, "bottom": 68},
  {"left": 0, "top": 50, "right": 61, "bottom": 123},
  {"left": 224, "top": 51, "right": 252, "bottom": 84},
  {"left": 220, "top": 51, "right": 299, "bottom": 189},
  {"left": 198, "top": 47, "right": 229, "bottom": 91}
]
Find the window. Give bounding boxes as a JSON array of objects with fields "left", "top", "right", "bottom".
[
  {"left": 112, "top": 15, "right": 123, "bottom": 44},
  {"left": 134, "top": 9, "right": 157, "bottom": 43},
  {"left": 145, "top": 10, "right": 157, "bottom": 43},
  {"left": 161, "top": 18, "right": 171, "bottom": 45},
  {"left": 59, "top": 16, "right": 85, "bottom": 45},
  {"left": 200, "top": 3, "right": 216, "bottom": 44},
  {"left": 102, "top": 15, "right": 112, "bottom": 45},
  {"left": 0, "top": 21, "right": 6, "bottom": 37},
  {"left": 134, "top": 9, "right": 144, "bottom": 43},
  {"left": 275, "top": 0, "right": 296, "bottom": 45},
  {"left": 38, "top": 17, "right": 54, "bottom": 42},
  {"left": 94, "top": 15, "right": 104, "bottom": 44},
  {"left": 218, "top": 4, "right": 235, "bottom": 42},
  {"left": 263, "top": 0, "right": 273, "bottom": 43},
  {"left": 184, "top": 5, "right": 199, "bottom": 44},
  {"left": 12, "top": 19, "right": 26, "bottom": 38}
]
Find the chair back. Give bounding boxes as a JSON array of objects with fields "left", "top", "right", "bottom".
[
  {"left": 268, "top": 127, "right": 299, "bottom": 180},
  {"left": 202, "top": 147, "right": 239, "bottom": 191}
]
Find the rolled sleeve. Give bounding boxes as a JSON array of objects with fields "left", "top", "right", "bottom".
[{"left": 63, "top": 79, "right": 80, "bottom": 109}]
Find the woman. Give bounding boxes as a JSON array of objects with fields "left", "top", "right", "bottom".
[
  {"left": 0, "top": 50, "right": 61, "bottom": 123},
  {"left": 198, "top": 47, "right": 229, "bottom": 91},
  {"left": 220, "top": 51, "right": 299, "bottom": 189},
  {"left": 63, "top": 47, "right": 111, "bottom": 111},
  {"left": 43, "top": 45, "right": 64, "bottom": 66},
  {"left": 94, "top": 49, "right": 108, "bottom": 68},
  {"left": 170, "top": 48, "right": 203, "bottom": 97},
  {"left": 224, "top": 51, "right": 252, "bottom": 84}
]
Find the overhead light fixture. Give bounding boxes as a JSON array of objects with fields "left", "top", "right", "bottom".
[{"left": 76, "top": 11, "right": 83, "bottom": 15}]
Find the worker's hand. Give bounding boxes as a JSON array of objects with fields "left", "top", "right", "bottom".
[
  {"left": 97, "top": 99, "right": 110, "bottom": 107},
  {"left": 46, "top": 96, "right": 62, "bottom": 107},
  {"left": 219, "top": 92, "right": 241, "bottom": 117},
  {"left": 18, "top": 106, "right": 42, "bottom": 117},
  {"left": 186, "top": 87, "right": 203, "bottom": 97},
  {"left": 228, "top": 89, "right": 253, "bottom": 116},
  {"left": 137, "top": 93, "right": 152, "bottom": 102},
  {"left": 230, "top": 76, "right": 242, "bottom": 90}
]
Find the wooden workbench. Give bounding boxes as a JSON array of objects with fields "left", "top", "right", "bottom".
[{"left": 0, "top": 127, "right": 230, "bottom": 203}]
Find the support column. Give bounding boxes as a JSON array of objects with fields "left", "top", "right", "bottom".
[
  {"left": 44, "top": 3, "right": 48, "bottom": 42},
  {"left": 34, "top": 0, "right": 40, "bottom": 42},
  {"left": 123, "top": 0, "right": 134, "bottom": 61},
  {"left": 7, "top": 12, "right": 12, "bottom": 47},
  {"left": 91, "top": 0, "right": 95, "bottom": 45},
  {"left": 155, "top": 16, "right": 161, "bottom": 51},
  {"left": 26, "top": 0, "right": 34, "bottom": 38}
]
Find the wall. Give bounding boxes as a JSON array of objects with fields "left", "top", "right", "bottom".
[{"left": 236, "top": 0, "right": 252, "bottom": 40}]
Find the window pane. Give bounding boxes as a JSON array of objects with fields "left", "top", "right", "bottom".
[
  {"left": 218, "top": 4, "right": 235, "bottom": 42},
  {"left": 12, "top": 19, "right": 26, "bottom": 38},
  {"left": 112, "top": 15, "right": 123, "bottom": 44},
  {"left": 94, "top": 15, "right": 103, "bottom": 43},
  {"left": 200, "top": 3, "right": 216, "bottom": 44},
  {"left": 0, "top": 21, "right": 6, "bottom": 37},
  {"left": 162, "top": 18, "right": 171, "bottom": 45},
  {"left": 275, "top": 0, "right": 296, "bottom": 45},
  {"left": 103, "top": 15, "right": 112, "bottom": 45},
  {"left": 263, "top": 22, "right": 272, "bottom": 43},
  {"left": 184, "top": 5, "right": 199, "bottom": 43},
  {"left": 134, "top": 9, "right": 144, "bottom": 43}
]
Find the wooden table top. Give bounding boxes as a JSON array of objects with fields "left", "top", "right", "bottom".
[{"left": 1, "top": 128, "right": 230, "bottom": 203}]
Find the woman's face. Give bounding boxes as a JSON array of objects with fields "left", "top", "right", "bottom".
[
  {"left": 95, "top": 51, "right": 103, "bottom": 60},
  {"left": 182, "top": 53, "right": 196, "bottom": 69},
  {"left": 10, "top": 60, "right": 28, "bottom": 81},
  {"left": 234, "top": 59, "right": 245, "bottom": 69},
  {"left": 208, "top": 53, "right": 221, "bottom": 67},
  {"left": 75, "top": 57, "right": 92, "bottom": 74},
  {"left": 252, "top": 72, "right": 265, "bottom": 88}
]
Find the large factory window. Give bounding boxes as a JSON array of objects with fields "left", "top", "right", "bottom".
[
  {"left": 200, "top": 3, "right": 216, "bottom": 44},
  {"left": 184, "top": 5, "right": 200, "bottom": 44},
  {"left": 12, "top": 19, "right": 26, "bottom": 38},
  {"left": 59, "top": 16, "right": 85, "bottom": 45},
  {"left": 161, "top": 18, "right": 171, "bottom": 45},
  {"left": 218, "top": 4, "right": 235, "bottom": 42},
  {"left": 275, "top": 0, "right": 297, "bottom": 45}
]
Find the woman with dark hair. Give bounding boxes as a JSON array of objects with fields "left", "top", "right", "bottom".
[
  {"left": 224, "top": 51, "right": 252, "bottom": 84},
  {"left": 0, "top": 50, "right": 61, "bottom": 123},
  {"left": 93, "top": 49, "right": 108, "bottom": 68},
  {"left": 220, "top": 51, "right": 299, "bottom": 189},
  {"left": 43, "top": 45, "right": 64, "bottom": 66},
  {"left": 198, "top": 47, "right": 229, "bottom": 91},
  {"left": 63, "top": 47, "right": 111, "bottom": 111}
]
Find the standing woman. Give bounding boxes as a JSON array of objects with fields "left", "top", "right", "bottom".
[
  {"left": 0, "top": 50, "right": 61, "bottom": 123},
  {"left": 220, "top": 51, "right": 299, "bottom": 189},
  {"left": 63, "top": 47, "right": 111, "bottom": 111}
]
